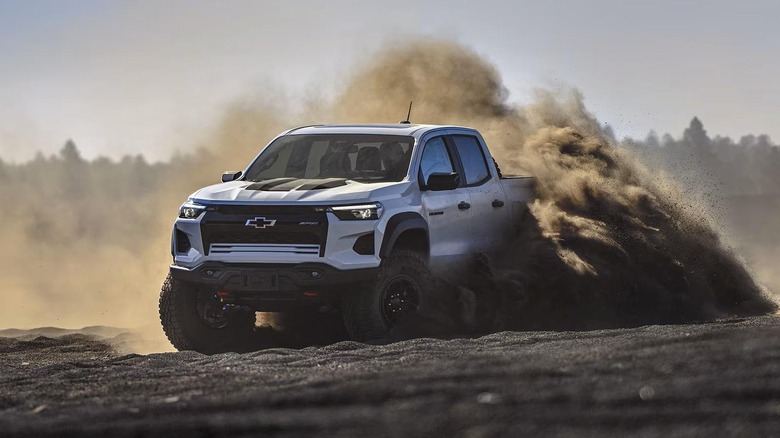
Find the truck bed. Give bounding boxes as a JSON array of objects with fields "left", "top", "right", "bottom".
[{"left": 499, "top": 175, "right": 535, "bottom": 224}]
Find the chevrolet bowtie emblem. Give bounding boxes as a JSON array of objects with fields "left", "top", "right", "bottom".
[{"left": 245, "top": 217, "right": 277, "bottom": 229}]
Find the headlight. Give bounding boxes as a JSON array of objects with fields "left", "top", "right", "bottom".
[
  {"left": 330, "top": 203, "right": 383, "bottom": 220},
  {"left": 179, "top": 201, "right": 206, "bottom": 219}
]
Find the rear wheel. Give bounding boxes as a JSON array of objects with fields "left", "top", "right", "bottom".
[
  {"left": 159, "top": 274, "right": 256, "bottom": 354},
  {"left": 342, "top": 250, "right": 433, "bottom": 341}
]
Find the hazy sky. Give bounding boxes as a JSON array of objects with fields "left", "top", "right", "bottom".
[{"left": 1, "top": 0, "right": 778, "bottom": 162}]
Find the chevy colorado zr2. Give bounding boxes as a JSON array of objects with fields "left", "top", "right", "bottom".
[{"left": 160, "top": 124, "right": 533, "bottom": 353}]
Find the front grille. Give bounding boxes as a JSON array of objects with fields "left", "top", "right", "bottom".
[
  {"left": 209, "top": 243, "right": 320, "bottom": 255},
  {"left": 200, "top": 205, "right": 328, "bottom": 256},
  {"left": 207, "top": 231, "right": 320, "bottom": 245}
]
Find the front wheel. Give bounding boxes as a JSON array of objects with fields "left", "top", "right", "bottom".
[
  {"left": 159, "top": 274, "right": 256, "bottom": 354},
  {"left": 342, "top": 250, "right": 433, "bottom": 341}
]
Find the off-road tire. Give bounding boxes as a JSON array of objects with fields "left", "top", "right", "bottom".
[
  {"left": 159, "top": 274, "right": 256, "bottom": 354},
  {"left": 342, "top": 250, "right": 433, "bottom": 341}
]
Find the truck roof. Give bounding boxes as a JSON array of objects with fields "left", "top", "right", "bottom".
[{"left": 283, "top": 124, "right": 474, "bottom": 138}]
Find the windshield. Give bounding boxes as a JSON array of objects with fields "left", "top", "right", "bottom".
[{"left": 243, "top": 134, "right": 415, "bottom": 183}]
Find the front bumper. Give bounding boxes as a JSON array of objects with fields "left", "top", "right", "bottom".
[
  {"left": 170, "top": 262, "right": 379, "bottom": 311},
  {"left": 170, "top": 261, "right": 378, "bottom": 290}
]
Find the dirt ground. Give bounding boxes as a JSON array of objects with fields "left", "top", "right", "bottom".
[{"left": 1, "top": 316, "right": 779, "bottom": 437}]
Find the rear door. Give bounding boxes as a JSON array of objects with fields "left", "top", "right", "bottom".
[
  {"left": 446, "top": 131, "right": 515, "bottom": 254},
  {"left": 418, "top": 135, "right": 473, "bottom": 272}
]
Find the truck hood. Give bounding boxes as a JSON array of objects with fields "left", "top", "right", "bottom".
[{"left": 190, "top": 178, "right": 408, "bottom": 204}]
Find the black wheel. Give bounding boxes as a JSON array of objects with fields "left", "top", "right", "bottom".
[
  {"left": 159, "top": 274, "right": 256, "bottom": 354},
  {"left": 342, "top": 250, "right": 433, "bottom": 341},
  {"left": 380, "top": 275, "right": 422, "bottom": 326}
]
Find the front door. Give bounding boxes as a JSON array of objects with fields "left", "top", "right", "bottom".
[{"left": 418, "top": 135, "right": 473, "bottom": 273}]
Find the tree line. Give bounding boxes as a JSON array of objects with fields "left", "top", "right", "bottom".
[{"left": 623, "top": 117, "right": 780, "bottom": 197}]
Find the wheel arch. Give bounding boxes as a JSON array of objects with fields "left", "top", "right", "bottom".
[{"left": 379, "top": 212, "right": 429, "bottom": 258}]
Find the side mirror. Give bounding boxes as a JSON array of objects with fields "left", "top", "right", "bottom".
[
  {"left": 426, "top": 172, "right": 460, "bottom": 191},
  {"left": 221, "top": 171, "right": 242, "bottom": 182}
]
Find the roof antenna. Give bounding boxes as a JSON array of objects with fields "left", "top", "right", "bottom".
[{"left": 400, "top": 101, "right": 413, "bottom": 124}]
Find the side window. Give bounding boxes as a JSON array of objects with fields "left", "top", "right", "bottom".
[
  {"left": 452, "top": 135, "right": 490, "bottom": 185},
  {"left": 420, "top": 137, "right": 455, "bottom": 185}
]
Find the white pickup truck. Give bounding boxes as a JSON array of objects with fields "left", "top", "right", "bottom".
[{"left": 161, "top": 124, "right": 534, "bottom": 352}]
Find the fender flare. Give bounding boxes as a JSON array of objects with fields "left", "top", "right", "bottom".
[
  {"left": 170, "top": 227, "right": 176, "bottom": 258},
  {"left": 379, "top": 212, "right": 429, "bottom": 258}
]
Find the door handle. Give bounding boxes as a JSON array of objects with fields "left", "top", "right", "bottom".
[
  {"left": 492, "top": 199, "right": 505, "bottom": 208},
  {"left": 458, "top": 201, "right": 471, "bottom": 210}
]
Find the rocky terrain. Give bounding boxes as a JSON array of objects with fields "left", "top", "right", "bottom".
[{"left": 1, "top": 316, "right": 779, "bottom": 437}]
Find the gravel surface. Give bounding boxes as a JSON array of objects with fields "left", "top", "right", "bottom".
[{"left": 1, "top": 316, "right": 779, "bottom": 437}]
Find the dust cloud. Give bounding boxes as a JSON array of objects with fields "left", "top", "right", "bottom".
[
  {"left": 0, "top": 39, "right": 776, "bottom": 350},
  {"left": 0, "top": 99, "right": 291, "bottom": 352},
  {"left": 330, "top": 40, "right": 777, "bottom": 335}
]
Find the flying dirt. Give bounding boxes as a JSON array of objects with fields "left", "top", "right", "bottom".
[{"left": 330, "top": 40, "right": 778, "bottom": 336}]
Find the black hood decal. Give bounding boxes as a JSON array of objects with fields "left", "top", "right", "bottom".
[
  {"left": 245, "top": 178, "right": 297, "bottom": 191},
  {"left": 245, "top": 178, "right": 348, "bottom": 191}
]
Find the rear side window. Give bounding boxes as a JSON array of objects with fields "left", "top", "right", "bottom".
[{"left": 452, "top": 135, "right": 490, "bottom": 185}]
